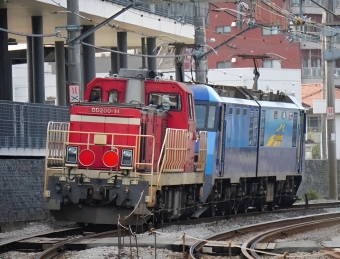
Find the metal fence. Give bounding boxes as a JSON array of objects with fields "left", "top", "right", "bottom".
[
  {"left": 106, "top": 0, "right": 203, "bottom": 25},
  {"left": 0, "top": 101, "right": 70, "bottom": 149}
]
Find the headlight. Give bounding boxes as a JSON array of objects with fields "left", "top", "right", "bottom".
[
  {"left": 66, "top": 146, "right": 78, "bottom": 164},
  {"left": 68, "top": 147, "right": 78, "bottom": 154},
  {"left": 121, "top": 149, "right": 133, "bottom": 167},
  {"left": 123, "top": 150, "right": 132, "bottom": 157}
]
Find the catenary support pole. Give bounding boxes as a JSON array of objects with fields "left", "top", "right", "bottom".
[
  {"left": 0, "top": 7, "right": 11, "bottom": 101},
  {"left": 194, "top": 2, "right": 208, "bottom": 83},
  {"left": 27, "top": 36, "right": 34, "bottom": 103},
  {"left": 147, "top": 37, "right": 156, "bottom": 71},
  {"left": 67, "top": 0, "right": 81, "bottom": 100},
  {"left": 31, "top": 16, "right": 45, "bottom": 103},
  {"left": 117, "top": 31, "right": 128, "bottom": 70},
  {"left": 324, "top": 0, "right": 338, "bottom": 199},
  {"left": 82, "top": 25, "right": 96, "bottom": 88},
  {"left": 111, "top": 47, "right": 118, "bottom": 75},
  {"left": 175, "top": 46, "right": 184, "bottom": 82},
  {"left": 55, "top": 41, "right": 67, "bottom": 106},
  {"left": 321, "top": 5, "right": 327, "bottom": 159},
  {"left": 141, "top": 37, "right": 147, "bottom": 69}
]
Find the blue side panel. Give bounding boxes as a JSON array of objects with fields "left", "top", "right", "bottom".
[
  {"left": 191, "top": 84, "right": 222, "bottom": 102},
  {"left": 224, "top": 147, "right": 257, "bottom": 177},
  {"left": 223, "top": 104, "right": 258, "bottom": 179},
  {"left": 262, "top": 108, "right": 294, "bottom": 148},
  {"left": 225, "top": 104, "right": 259, "bottom": 147},
  {"left": 257, "top": 108, "right": 300, "bottom": 177},
  {"left": 257, "top": 148, "right": 298, "bottom": 178},
  {"left": 205, "top": 131, "right": 217, "bottom": 175},
  {"left": 202, "top": 131, "right": 217, "bottom": 202}
]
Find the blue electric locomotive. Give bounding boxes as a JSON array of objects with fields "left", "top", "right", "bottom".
[{"left": 191, "top": 84, "right": 305, "bottom": 215}]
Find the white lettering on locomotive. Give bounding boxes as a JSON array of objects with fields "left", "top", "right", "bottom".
[{"left": 91, "top": 108, "right": 120, "bottom": 114}]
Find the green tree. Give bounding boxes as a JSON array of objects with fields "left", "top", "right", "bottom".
[{"left": 312, "top": 143, "right": 321, "bottom": 159}]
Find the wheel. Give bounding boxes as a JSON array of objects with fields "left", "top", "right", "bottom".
[
  {"left": 219, "top": 201, "right": 226, "bottom": 216},
  {"left": 210, "top": 203, "right": 216, "bottom": 217},
  {"left": 269, "top": 202, "right": 276, "bottom": 211},
  {"left": 232, "top": 199, "right": 239, "bottom": 214},
  {"left": 255, "top": 197, "right": 265, "bottom": 212},
  {"left": 221, "top": 209, "right": 226, "bottom": 216}
]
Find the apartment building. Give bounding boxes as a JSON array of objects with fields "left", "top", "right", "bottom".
[{"left": 205, "top": 0, "right": 339, "bottom": 85}]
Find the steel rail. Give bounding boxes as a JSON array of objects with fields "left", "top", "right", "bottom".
[
  {"left": 242, "top": 217, "right": 340, "bottom": 258},
  {"left": 34, "top": 229, "right": 119, "bottom": 259},
  {"left": 0, "top": 227, "right": 82, "bottom": 252},
  {"left": 188, "top": 212, "right": 340, "bottom": 259}
]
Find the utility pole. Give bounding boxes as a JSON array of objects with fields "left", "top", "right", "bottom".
[
  {"left": 323, "top": 0, "right": 338, "bottom": 199},
  {"left": 67, "top": 0, "right": 81, "bottom": 101},
  {"left": 321, "top": 10, "right": 327, "bottom": 160},
  {"left": 194, "top": 2, "right": 208, "bottom": 83}
]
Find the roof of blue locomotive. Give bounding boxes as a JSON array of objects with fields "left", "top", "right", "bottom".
[
  {"left": 221, "top": 96, "right": 259, "bottom": 107},
  {"left": 190, "top": 84, "right": 222, "bottom": 102}
]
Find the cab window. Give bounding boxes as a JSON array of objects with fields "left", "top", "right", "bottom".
[
  {"left": 195, "top": 104, "right": 206, "bottom": 128},
  {"left": 207, "top": 106, "right": 216, "bottom": 129},
  {"left": 108, "top": 90, "right": 118, "bottom": 103},
  {"left": 89, "top": 87, "right": 102, "bottom": 102},
  {"left": 149, "top": 93, "right": 181, "bottom": 110},
  {"left": 188, "top": 93, "right": 194, "bottom": 120}
]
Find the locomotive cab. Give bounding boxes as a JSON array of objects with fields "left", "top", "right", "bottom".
[{"left": 44, "top": 69, "right": 207, "bottom": 225}]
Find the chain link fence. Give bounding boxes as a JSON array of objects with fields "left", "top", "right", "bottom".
[{"left": 0, "top": 101, "right": 70, "bottom": 149}]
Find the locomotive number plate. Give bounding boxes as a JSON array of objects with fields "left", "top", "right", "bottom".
[{"left": 91, "top": 107, "right": 120, "bottom": 114}]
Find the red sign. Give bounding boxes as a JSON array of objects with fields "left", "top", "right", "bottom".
[
  {"left": 69, "top": 84, "right": 80, "bottom": 103},
  {"left": 327, "top": 106, "right": 335, "bottom": 120}
]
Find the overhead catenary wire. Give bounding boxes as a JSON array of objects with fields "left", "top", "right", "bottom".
[
  {"left": 0, "top": 27, "right": 63, "bottom": 38},
  {"left": 81, "top": 41, "right": 192, "bottom": 58}
]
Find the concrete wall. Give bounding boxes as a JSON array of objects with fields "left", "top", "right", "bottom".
[
  {"left": 297, "top": 160, "right": 340, "bottom": 198},
  {"left": 0, "top": 158, "right": 336, "bottom": 224},
  {"left": 0, "top": 158, "right": 45, "bottom": 223}
]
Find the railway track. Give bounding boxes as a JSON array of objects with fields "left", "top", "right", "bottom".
[
  {"left": 241, "top": 216, "right": 340, "bottom": 258},
  {"left": 0, "top": 202, "right": 339, "bottom": 259},
  {"left": 189, "top": 211, "right": 340, "bottom": 259}
]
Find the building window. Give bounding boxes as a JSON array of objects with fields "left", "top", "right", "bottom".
[
  {"left": 307, "top": 115, "right": 321, "bottom": 132},
  {"left": 217, "top": 62, "right": 232, "bottom": 69},
  {"left": 263, "top": 60, "right": 281, "bottom": 68},
  {"left": 216, "top": 26, "right": 231, "bottom": 34},
  {"left": 262, "top": 27, "right": 280, "bottom": 35}
]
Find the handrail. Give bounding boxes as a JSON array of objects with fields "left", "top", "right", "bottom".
[{"left": 46, "top": 124, "right": 155, "bottom": 174}]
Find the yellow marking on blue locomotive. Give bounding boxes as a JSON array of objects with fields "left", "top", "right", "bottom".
[
  {"left": 267, "top": 124, "right": 285, "bottom": 147},
  {"left": 266, "top": 135, "right": 275, "bottom": 146}
]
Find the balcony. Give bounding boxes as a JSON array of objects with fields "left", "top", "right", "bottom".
[{"left": 290, "top": 0, "right": 340, "bottom": 14}]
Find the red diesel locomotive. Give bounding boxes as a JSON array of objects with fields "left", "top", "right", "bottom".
[{"left": 44, "top": 69, "right": 207, "bottom": 225}]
